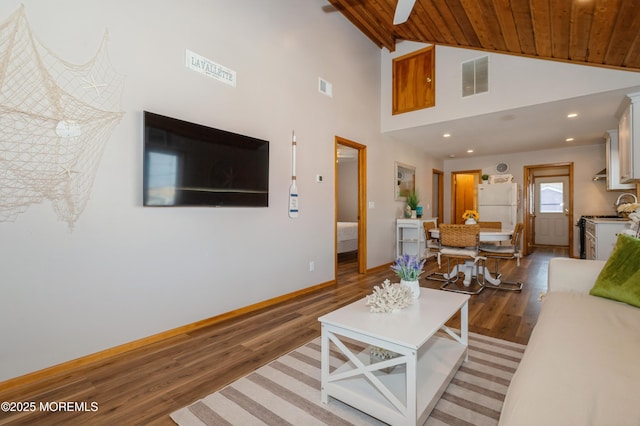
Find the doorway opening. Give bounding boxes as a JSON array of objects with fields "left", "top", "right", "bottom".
[
  {"left": 335, "top": 137, "right": 367, "bottom": 275},
  {"left": 451, "top": 170, "right": 481, "bottom": 224},
  {"left": 524, "top": 163, "right": 573, "bottom": 256}
]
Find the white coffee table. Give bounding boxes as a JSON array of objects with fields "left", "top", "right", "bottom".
[{"left": 318, "top": 288, "right": 469, "bottom": 425}]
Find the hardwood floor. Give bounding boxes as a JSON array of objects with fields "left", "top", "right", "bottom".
[{"left": 0, "top": 247, "right": 567, "bottom": 425}]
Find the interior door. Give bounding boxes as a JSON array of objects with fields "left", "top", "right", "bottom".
[
  {"left": 335, "top": 137, "right": 367, "bottom": 274},
  {"left": 534, "top": 176, "right": 569, "bottom": 246},
  {"left": 452, "top": 172, "right": 478, "bottom": 224}
]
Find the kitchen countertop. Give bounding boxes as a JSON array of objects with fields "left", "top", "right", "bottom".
[{"left": 586, "top": 217, "right": 631, "bottom": 223}]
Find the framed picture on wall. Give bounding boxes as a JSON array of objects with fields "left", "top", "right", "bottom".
[{"left": 395, "top": 162, "right": 415, "bottom": 200}]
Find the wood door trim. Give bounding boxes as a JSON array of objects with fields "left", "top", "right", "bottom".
[
  {"left": 523, "top": 163, "right": 574, "bottom": 257},
  {"left": 335, "top": 136, "right": 367, "bottom": 274},
  {"left": 433, "top": 168, "right": 444, "bottom": 222}
]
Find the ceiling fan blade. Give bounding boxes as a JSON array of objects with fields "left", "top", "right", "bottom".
[{"left": 393, "top": 0, "right": 416, "bottom": 25}]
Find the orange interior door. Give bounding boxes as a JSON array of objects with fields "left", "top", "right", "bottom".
[{"left": 453, "top": 173, "right": 477, "bottom": 224}]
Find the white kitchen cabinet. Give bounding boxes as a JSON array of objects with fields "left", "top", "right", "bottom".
[
  {"left": 396, "top": 218, "right": 437, "bottom": 258},
  {"left": 605, "top": 129, "right": 635, "bottom": 190},
  {"left": 618, "top": 92, "right": 640, "bottom": 183},
  {"left": 585, "top": 219, "right": 630, "bottom": 260}
]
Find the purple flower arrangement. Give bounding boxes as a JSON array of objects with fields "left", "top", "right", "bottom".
[{"left": 390, "top": 254, "right": 426, "bottom": 281}]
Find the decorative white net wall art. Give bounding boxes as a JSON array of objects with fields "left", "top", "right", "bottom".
[{"left": 0, "top": 6, "right": 125, "bottom": 229}]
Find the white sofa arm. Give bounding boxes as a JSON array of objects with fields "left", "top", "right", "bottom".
[{"left": 548, "top": 258, "right": 606, "bottom": 294}]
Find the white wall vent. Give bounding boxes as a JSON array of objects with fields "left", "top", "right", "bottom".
[
  {"left": 318, "top": 77, "right": 333, "bottom": 97},
  {"left": 462, "top": 56, "right": 488, "bottom": 97}
]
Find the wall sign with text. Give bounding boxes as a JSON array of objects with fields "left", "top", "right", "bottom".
[{"left": 185, "top": 49, "right": 236, "bottom": 87}]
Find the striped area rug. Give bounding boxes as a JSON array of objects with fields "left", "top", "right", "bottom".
[{"left": 170, "top": 332, "right": 526, "bottom": 426}]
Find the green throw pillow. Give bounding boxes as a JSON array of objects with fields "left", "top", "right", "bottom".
[{"left": 590, "top": 233, "right": 640, "bottom": 308}]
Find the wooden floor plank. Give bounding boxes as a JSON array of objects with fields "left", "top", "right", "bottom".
[{"left": 0, "top": 247, "right": 566, "bottom": 425}]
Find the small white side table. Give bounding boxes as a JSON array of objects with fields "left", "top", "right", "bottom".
[
  {"left": 396, "top": 218, "right": 438, "bottom": 259},
  {"left": 319, "top": 288, "right": 469, "bottom": 425}
]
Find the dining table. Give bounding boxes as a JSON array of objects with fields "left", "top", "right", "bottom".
[{"left": 428, "top": 227, "right": 513, "bottom": 286}]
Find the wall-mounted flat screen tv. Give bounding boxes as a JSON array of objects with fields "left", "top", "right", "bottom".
[{"left": 143, "top": 111, "right": 269, "bottom": 207}]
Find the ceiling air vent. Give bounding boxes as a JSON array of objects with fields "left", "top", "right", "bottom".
[{"left": 462, "top": 56, "right": 489, "bottom": 97}]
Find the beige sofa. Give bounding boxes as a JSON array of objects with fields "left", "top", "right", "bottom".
[{"left": 499, "top": 258, "right": 640, "bottom": 426}]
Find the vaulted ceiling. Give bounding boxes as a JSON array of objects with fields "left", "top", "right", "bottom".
[{"left": 326, "top": 0, "right": 640, "bottom": 72}]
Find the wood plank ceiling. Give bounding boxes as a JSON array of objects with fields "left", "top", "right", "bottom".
[{"left": 326, "top": 0, "right": 640, "bottom": 72}]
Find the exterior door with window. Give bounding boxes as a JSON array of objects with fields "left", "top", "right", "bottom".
[{"left": 534, "top": 176, "right": 569, "bottom": 245}]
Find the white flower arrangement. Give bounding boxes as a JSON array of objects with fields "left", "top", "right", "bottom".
[{"left": 365, "top": 279, "right": 414, "bottom": 313}]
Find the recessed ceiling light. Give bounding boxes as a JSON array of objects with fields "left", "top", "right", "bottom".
[
  {"left": 467, "top": 149, "right": 474, "bottom": 153},
  {"left": 567, "top": 113, "right": 578, "bottom": 118},
  {"left": 443, "top": 133, "right": 451, "bottom": 138},
  {"left": 566, "top": 137, "right": 574, "bottom": 142},
  {"left": 449, "top": 154, "right": 456, "bottom": 158}
]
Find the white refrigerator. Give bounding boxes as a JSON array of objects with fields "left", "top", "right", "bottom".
[{"left": 478, "top": 183, "right": 518, "bottom": 230}]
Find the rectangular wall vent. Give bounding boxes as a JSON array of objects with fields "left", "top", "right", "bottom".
[
  {"left": 318, "top": 77, "right": 333, "bottom": 97},
  {"left": 462, "top": 56, "right": 488, "bottom": 97}
]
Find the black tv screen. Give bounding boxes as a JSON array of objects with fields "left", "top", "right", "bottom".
[{"left": 143, "top": 111, "right": 269, "bottom": 207}]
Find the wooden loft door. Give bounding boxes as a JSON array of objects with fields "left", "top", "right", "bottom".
[{"left": 392, "top": 46, "right": 435, "bottom": 115}]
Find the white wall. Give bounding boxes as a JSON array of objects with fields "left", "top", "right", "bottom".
[
  {"left": 443, "top": 143, "right": 623, "bottom": 256},
  {"left": 0, "top": 0, "right": 427, "bottom": 381}
]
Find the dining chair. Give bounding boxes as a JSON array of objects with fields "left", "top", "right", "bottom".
[
  {"left": 422, "top": 221, "right": 439, "bottom": 259},
  {"left": 438, "top": 224, "right": 485, "bottom": 295},
  {"left": 478, "top": 221, "right": 502, "bottom": 229},
  {"left": 479, "top": 223, "right": 524, "bottom": 291},
  {"left": 478, "top": 221, "right": 503, "bottom": 247},
  {"left": 422, "top": 221, "right": 447, "bottom": 282}
]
